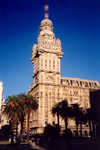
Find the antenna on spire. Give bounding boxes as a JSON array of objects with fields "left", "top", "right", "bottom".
[{"left": 45, "top": 1, "right": 49, "bottom": 19}]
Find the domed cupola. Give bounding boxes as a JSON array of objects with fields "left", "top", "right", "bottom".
[
  {"left": 40, "top": 19, "right": 53, "bottom": 31},
  {"left": 39, "top": 19, "right": 54, "bottom": 36}
]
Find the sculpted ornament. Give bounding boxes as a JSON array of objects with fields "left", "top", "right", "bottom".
[
  {"left": 45, "top": 76, "right": 55, "bottom": 83},
  {"left": 32, "top": 44, "right": 37, "bottom": 57}
]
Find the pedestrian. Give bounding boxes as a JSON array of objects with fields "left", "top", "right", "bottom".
[
  {"left": 32, "top": 138, "right": 35, "bottom": 147},
  {"left": 37, "top": 138, "right": 40, "bottom": 145}
]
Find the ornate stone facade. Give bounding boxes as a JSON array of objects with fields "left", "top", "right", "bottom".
[
  {"left": 28, "top": 18, "right": 100, "bottom": 134},
  {"left": 0, "top": 82, "right": 9, "bottom": 129}
]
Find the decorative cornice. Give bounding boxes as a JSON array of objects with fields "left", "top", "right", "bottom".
[
  {"left": 37, "top": 49, "right": 63, "bottom": 56},
  {"left": 33, "top": 70, "right": 61, "bottom": 77},
  {"left": 61, "top": 77, "right": 100, "bottom": 89}
]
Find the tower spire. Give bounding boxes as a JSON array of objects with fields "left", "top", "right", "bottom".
[{"left": 45, "top": 1, "right": 49, "bottom": 19}]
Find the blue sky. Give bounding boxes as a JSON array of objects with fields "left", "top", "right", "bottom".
[{"left": 0, "top": 0, "right": 100, "bottom": 100}]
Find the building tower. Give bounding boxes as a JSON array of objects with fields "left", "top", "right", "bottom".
[
  {"left": 0, "top": 82, "right": 3, "bottom": 112},
  {"left": 0, "top": 81, "right": 8, "bottom": 129},
  {"left": 28, "top": 2, "right": 63, "bottom": 133}
]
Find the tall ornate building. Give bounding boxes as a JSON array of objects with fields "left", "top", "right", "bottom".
[
  {"left": 0, "top": 81, "right": 3, "bottom": 112},
  {"left": 0, "top": 81, "right": 3, "bottom": 129},
  {"left": 0, "top": 81, "right": 9, "bottom": 129},
  {"left": 28, "top": 3, "right": 100, "bottom": 134}
]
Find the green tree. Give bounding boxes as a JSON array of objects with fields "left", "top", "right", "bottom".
[
  {"left": 71, "top": 103, "right": 84, "bottom": 138},
  {"left": 51, "top": 102, "right": 61, "bottom": 126},
  {"left": 17, "top": 93, "right": 27, "bottom": 142},
  {"left": 85, "top": 108, "right": 97, "bottom": 138},
  {"left": 59, "top": 100, "right": 72, "bottom": 131},
  {"left": 78, "top": 108, "right": 85, "bottom": 138},
  {"left": 17, "top": 93, "right": 38, "bottom": 141},
  {"left": 85, "top": 108, "right": 93, "bottom": 137},
  {"left": 1, "top": 95, "right": 18, "bottom": 145}
]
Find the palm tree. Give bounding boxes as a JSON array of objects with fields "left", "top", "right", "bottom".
[
  {"left": 59, "top": 100, "right": 72, "bottom": 131},
  {"left": 85, "top": 108, "right": 97, "bottom": 138},
  {"left": 17, "top": 93, "right": 38, "bottom": 142},
  {"left": 71, "top": 103, "right": 83, "bottom": 138},
  {"left": 91, "top": 110, "right": 98, "bottom": 139},
  {"left": 1, "top": 95, "right": 18, "bottom": 145},
  {"left": 79, "top": 108, "right": 85, "bottom": 138},
  {"left": 51, "top": 102, "right": 61, "bottom": 126},
  {"left": 85, "top": 108, "right": 93, "bottom": 137},
  {"left": 17, "top": 93, "right": 27, "bottom": 142},
  {"left": 24, "top": 94, "right": 38, "bottom": 141}
]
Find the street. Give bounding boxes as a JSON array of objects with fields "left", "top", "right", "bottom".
[{"left": 0, "top": 139, "right": 100, "bottom": 150}]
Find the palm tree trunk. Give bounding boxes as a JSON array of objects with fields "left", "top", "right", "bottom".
[
  {"left": 92, "top": 120, "right": 95, "bottom": 138},
  {"left": 76, "top": 125, "right": 78, "bottom": 138},
  {"left": 15, "top": 121, "right": 18, "bottom": 142},
  {"left": 27, "top": 111, "right": 30, "bottom": 141},
  {"left": 57, "top": 113, "right": 59, "bottom": 126},
  {"left": 20, "top": 121, "right": 24, "bottom": 142},
  {"left": 11, "top": 119, "right": 14, "bottom": 145},
  {"left": 80, "top": 121, "right": 82, "bottom": 138},
  {"left": 76, "top": 118, "right": 78, "bottom": 138},
  {"left": 89, "top": 120, "right": 92, "bottom": 138},
  {"left": 65, "top": 116, "right": 68, "bottom": 131}
]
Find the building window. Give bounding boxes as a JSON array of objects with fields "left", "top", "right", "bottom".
[
  {"left": 57, "top": 77, "right": 59, "bottom": 83},
  {"left": 70, "top": 91, "right": 72, "bottom": 94},
  {"left": 45, "top": 93, "right": 48, "bottom": 97},
  {"left": 49, "top": 65, "right": 51, "bottom": 69},
  {"left": 49, "top": 59, "right": 51, "bottom": 69},
  {"left": 41, "top": 75, "right": 43, "bottom": 81},
  {"left": 45, "top": 59, "right": 47, "bottom": 63},
  {"left": 49, "top": 93, "right": 51, "bottom": 98},
  {"left": 53, "top": 65, "right": 55, "bottom": 69},
  {"left": 45, "top": 53, "right": 47, "bottom": 57},
  {"left": 45, "top": 59, "right": 47, "bottom": 69},
  {"left": 57, "top": 60, "right": 59, "bottom": 70}
]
